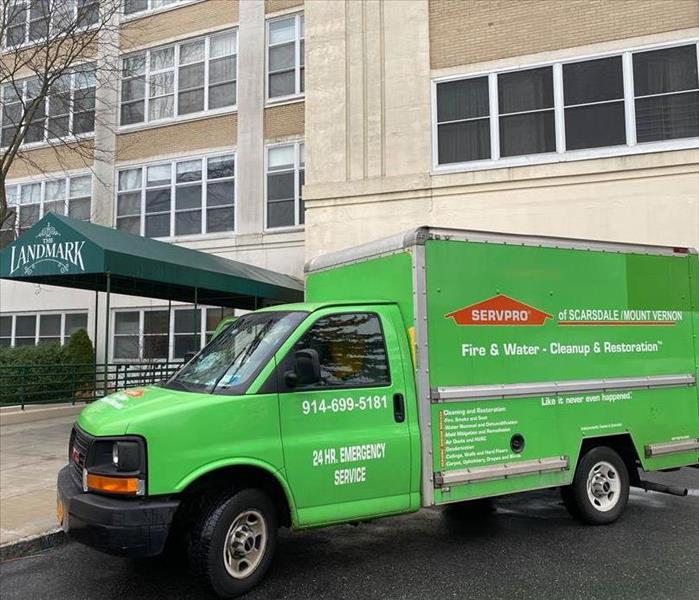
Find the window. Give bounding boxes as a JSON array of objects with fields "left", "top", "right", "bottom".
[
  {"left": 434, "top": 43, "right": 699, "bottom": 169},
  {"left": 120, "top": 30, "right": 237, "bottom": 127},
  {"left": 123, "top": 0, "right": 191, "bottom": 18},
  {"left": 0, "top": 312, "right": 88, "bottom": 347},
  {"left": 564, "top": 56, "right": 625, "bottom": 150},
  {"left": 267, "top": 13, "right": 304, "bottom": 100},
  {"left": 38, "top": 314, "right": 61, "bottom": 344},
  {"left": 498, "top": 67, "right": 555, "bottom": 157},
  {"left": 0, "top": 316, "right": 11, "bottom": 347},
  {"left": 143, "top": 310, "right": 168, "bottom": 359},
  {"left": 1, "top": 65, "right": 96, "bottom": 148},
  {"left": 436, "top": 77, "right": 490, "bottom": 164},
  {"left": 2, "top": 0, "right": 98, "bottom": 50},
  {"left": 112, "top": 306, "right": 234, "bottom": 361},
  {"left": 289, "top": 313, "right": 390, "bottom": 390},
  {"left": 116, "top": 152, "right": 235, "bottom": 238},
  {"left": 173, "top": 308, "right": 200, "bottom": 359},
  {"left": 4, "top": 174, "right": 92, "bottom": 241},
  {"left": 14, "top": 315, "right": 36, "bottom": 346},
  {"left": 634, "top": 45, "right": 699, "bottom": 143},
  {"left": 266, "top": 142, "right": 304, "bottom": 229},
  {"left": 114, "top": 311, "right": 140, "bottom": 359}
]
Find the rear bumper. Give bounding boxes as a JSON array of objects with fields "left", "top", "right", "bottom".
[{"left": 57, "top": 465, "right": 179, "bottom": 557}]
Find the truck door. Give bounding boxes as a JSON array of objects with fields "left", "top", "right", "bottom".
[{"left": 277, "top": 306, "right": 413, "bottom": 526}]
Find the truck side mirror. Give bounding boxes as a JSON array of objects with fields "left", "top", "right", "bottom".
[
  {"left": 183, "top": 351, "right": 197, "bottom": 363},
  {"left": 285, "top": 348, "right": 321, "bottom": 388}
]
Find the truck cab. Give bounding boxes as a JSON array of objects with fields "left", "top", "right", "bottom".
[{"left": 58, "top": 302, "right": 420, "bottom": 598}]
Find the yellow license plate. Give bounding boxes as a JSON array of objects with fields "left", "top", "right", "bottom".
[{"left": 56, "top": 496, "right": 65, "bottom": 528}]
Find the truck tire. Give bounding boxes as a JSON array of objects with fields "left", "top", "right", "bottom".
[
  {"left": 561, "top": 446, "right": 629, "bottom": 525},
  {"left": 188, "top": 488, "right": 278, "bottom": 598}
]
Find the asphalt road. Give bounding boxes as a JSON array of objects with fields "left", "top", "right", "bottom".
[{"left": 1, "top": 468, "right": 697, "bottom": 600}]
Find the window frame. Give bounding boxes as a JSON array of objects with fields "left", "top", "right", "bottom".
[
  {"left": 279, "top": 310, "right": 392, "bottom": 393},
  {"left": 118, "top": 29, "right": 238, "bottom": 130},
  {"left": 0, "top": 311, "right": 88, "bottom": 347},
  {"left": 1, "top": 63, "right": 96, "bottom": 150},
  {"left": 3, "top": 172, "right": 92, "bottom": 240},
  {"left": 265, "top": 12, "right": 304, "bottom": 104},
  {"left": 121, "top": 0, "right": 203, "bottom": 21},
  {"left": 1, "top": 0, "right": 99, "bottom": 52},
  {"left": 115, "top": 149, "right": 236, "bottom": 240},
  {"left": 110, "top": 305, "right": 234, "bottom": 362},
  {"left": 432, "top": 39, "right": 699, "bottom": 174},
  {"left": 264, "top": 140, "right": 305, "bottom": 231}
]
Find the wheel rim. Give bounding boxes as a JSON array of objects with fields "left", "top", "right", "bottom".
[
  {"left": 586, "top": 461, "right": 621, "bottom": 512},
  {"left": 223, "top": 509, "right": 268, "bottom": 579}
]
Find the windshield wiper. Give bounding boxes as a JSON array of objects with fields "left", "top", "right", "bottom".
[{"left": 213, "top": 321, "right": 273, "bottom": 390}]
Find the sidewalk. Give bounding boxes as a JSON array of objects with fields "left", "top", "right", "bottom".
[{"left": 0, "top": 414, "right": 75, "bottom": 547}]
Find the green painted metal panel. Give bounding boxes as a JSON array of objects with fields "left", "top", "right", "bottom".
[
  {"left": 424, "top": 239, "right": 698, "bottom": 502},
  {"left": 275, "top": 304, "right": 417, "bottom": 526},
  {"left": 425, "top": 240, "right": 695, "bottom": 386},
  {"left": 305, "top": 251, "right": 415, "bottom": 327}
]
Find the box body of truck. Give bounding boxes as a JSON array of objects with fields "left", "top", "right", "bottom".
[{"left": 306, "top": 227, "right": 699, "bottom": 507}]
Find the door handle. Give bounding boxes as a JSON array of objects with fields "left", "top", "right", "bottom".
[{"left": 393, "top": 392, "right": 405, "bottom": 423}]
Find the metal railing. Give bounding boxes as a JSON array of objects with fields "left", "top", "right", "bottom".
[{"left": 0, "top": 362, "right": 182, "bottom": 408}]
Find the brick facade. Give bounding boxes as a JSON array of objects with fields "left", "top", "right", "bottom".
[{"left": 429, "top": 0, "right": 699, "bottom": 69}]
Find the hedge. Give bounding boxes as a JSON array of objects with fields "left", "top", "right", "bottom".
[{"left": 0, "top": 329, "right": 96, "bottom": 405}]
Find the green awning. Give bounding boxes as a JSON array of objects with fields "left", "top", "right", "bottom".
[{"left": 0, "top": 214, "right": 303, "bottom": 308}]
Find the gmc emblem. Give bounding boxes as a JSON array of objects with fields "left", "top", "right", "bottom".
[{"left": 71, "top": 446, "right": 81, "bottom": 464}]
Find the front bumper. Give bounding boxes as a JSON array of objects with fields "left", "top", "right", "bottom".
[{"left": 57, "top": 465, "right": 179, "bottom": 557}]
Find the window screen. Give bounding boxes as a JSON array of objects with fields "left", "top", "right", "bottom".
[
  {"left": 498, "top": 67, "right": 555, "bottom": 157},
  {"left": 564, "top": 56, "right": 625, "bottom": 150},
  {"left": 436, "top": 78, "right": 490, "bottom": 164},
  {"left": 633, "top": 45, "right": 699, "bottom": 143}
]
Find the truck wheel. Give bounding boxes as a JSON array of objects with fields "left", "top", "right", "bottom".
[
  {"left": 189, "top": 488, "right": 278, "bottom": 598},
  {"left": 561, "top": 446, "right": 629, "bottom": 525}
]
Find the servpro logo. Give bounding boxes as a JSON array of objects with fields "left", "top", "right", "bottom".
[{"left": 446, "top": 294, "right": 552, "bottom": 326}]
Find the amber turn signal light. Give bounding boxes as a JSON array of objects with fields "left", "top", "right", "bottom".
[{"left": 86, "top": 473, "right": 141, "bottom": 495}]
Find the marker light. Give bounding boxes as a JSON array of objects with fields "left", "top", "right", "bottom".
[{"left": 86, "top": 473, "right": 144, "bottom": 495}]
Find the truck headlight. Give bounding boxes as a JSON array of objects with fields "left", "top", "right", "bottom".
[{"left": 84, "top": 437, "right": 146, "bottom": 496}]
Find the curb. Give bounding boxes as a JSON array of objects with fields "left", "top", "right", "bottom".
[
  {"left": 0, "top": 529, "right": 67, "bottom": 562},
  {"left": 0, "top": 404, "right": 85, "bottom": 426}
]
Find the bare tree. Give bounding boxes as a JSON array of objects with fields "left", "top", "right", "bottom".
[{"left": 0, "top": 0, "right": 125, "bottom": 243}]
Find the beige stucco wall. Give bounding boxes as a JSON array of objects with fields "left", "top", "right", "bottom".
[
  {"left": 120, "top": 0, "right": 239, "bottom": 51},
  {"left": 305, "top": 150, "right": 699, "bottom": 259},
  {"left": 264, "top": 101, "right": 305, "bottom": 140},
  {"left": 116, "top": 114, "right": 237, "bottom": 162},
  {"left": 305, "top": 0, "right": 432, "bottom": 186},
  {"left": 430, "top": 0, "right": 699, "bottom": 68}
]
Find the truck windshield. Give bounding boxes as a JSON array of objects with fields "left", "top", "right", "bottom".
[{"left": 165, "top": 311, "right": 307, "bottom": 395}]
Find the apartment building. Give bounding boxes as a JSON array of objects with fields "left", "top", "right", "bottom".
[
  {"left": 303, "top": 0, "right": 699, "bottom": 258},
  {"left": 2, "top": 0, "right": 698, "bottom": 363},
  {"left": 1, "top": 0, "right": 306, "bottom": 361}
]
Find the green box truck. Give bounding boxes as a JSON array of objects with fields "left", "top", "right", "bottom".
[{"left": 57, "top": 227, "right": 699, "bottom": 597}]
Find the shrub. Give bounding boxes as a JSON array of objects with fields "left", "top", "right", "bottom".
[
  {"left": 0, "top": 330, "right": 95, "bottom": 405},
  {"left": 64, "top": 328, "right": 96, "bottom": 396}
]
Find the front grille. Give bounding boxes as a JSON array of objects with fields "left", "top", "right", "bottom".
[{"left": 69, "top": 425, "right": 93, "bottom": 487}]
